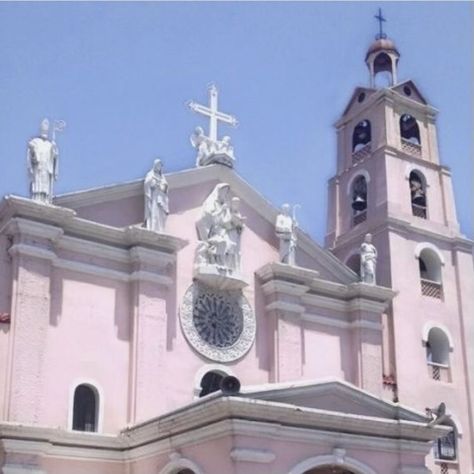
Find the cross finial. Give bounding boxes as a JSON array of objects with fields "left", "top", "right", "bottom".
[
  {"left": 374, "top": 8, "right": 387, "bottom": 40},
  {"left": 188, "top": 84, "right": 238, "bottom": 143}
]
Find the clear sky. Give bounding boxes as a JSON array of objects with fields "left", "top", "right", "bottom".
[{"left": 0, "top": 1, "right": 472, "bottom": 242}]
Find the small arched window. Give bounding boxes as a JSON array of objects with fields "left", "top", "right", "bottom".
[
  {"left": 352, "top": 120, "right": 372, "bottom": 153},
  {"left": 199, "top": 370, "right": 225, "bottom": 397},
  {"left": 177, "top": 470, "right": 195, "bottom": 474},
  {"left": 72, "top": 384, "right": 98, "bottom": 432},
  {"left": 373, "top": 52, "right": 395, "bottom": 88},
  {"left": 435, "top": 423, "right": 457, "bottom": 461},
  {"left": 426, "top": 327, "right": 451, "bottom": 381},
  {"left": 409, "top": 171, "right": 427, "bottom": 219},
  {"left": 351, "top": 175, "right": 368, "bottom": 226},
  {"left": 418, "top": 248, "right": 443, "bottom": 299}
]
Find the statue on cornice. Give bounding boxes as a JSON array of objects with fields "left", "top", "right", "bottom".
[
  {"left": 195, "top": 183, "right": 244, "bottom": 275},
  {"left": 275, "top": 203, "right": 297, "bottom": 266},
  {"left": 360, "top": 233, "right": 377, "bottom": 285},
  {"left": 144, "top": 159, "right": 169, "bottom": 233},
  {"left": 27, "top": 118, "right": 62, "bottom": 204}
]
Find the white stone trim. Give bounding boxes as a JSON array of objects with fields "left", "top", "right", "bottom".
[
  {"left": 346, "top": 169, "right": 371, "bottom": 196},
  {"left": 1, "top": 466, "right": 46, "bottom": 474},
  {"left": 302, "top": 312, "right": 382, "bottom": 331},
  {"left": 193, "top": 364, "right": 235, "bottom": 398},
  {"left": 230, "top": 448, "right": 275, "bottom": 463},
  {"left": 414, "top": 242, "right": 445, "bottom": 265},
  {"left": 404, "top": 164, "right": 429, "bottom": 187},
  {"left": 265, "top": 301, "right": 306, "bottom": 314},
  {"left": 422, "top": 321, "right": 454, "bottom": 350},
  {"left": 67, "top": 379, "right": 105, "bottom": 434},
  {"left": 159, "top": 456, "right": 204, "bottom": 474},
  {"left": 289, "top": 452, "right": 377, "bottom": 474}
]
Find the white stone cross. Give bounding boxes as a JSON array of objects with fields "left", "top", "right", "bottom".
[{"left": 188, "top": 84, "right": 238, "bottom": 142}]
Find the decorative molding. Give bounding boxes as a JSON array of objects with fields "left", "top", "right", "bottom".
[
  {"left": 159, "top": 457, "right": 204, "bottom": 474},
  {"left": 302, "top": 313, "right": 382, "bottom": 332},
  {"left": 8, "top": 243, "right": 56, "bottom": 262},
  {"left": 265, "top": 301, "right": 305, "bottom": 314},
  {"left": 346, "top": 169, "right": 371, "bottom": 196},
  {"left": 421, "top": 321, "right": 454, "bottom": 350},
  {"left": 230, "top": 448, "right": 275, "bottom": 463},
  {"left": 414, "top": 241, "right": 445, "bottom": 265}
]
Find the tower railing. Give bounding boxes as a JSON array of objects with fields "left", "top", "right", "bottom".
[
  {"left": 401, "top": 138, "right": 422, "bottom": 158},
  {"left": 427, "top": 361, "right": 450, "bottom": 382},
  {"left": 352, "top": 210, "right": 367, "bottom": 227},
  {"left": 421, "top": 278, "right": 443, "bottom": 299},
  {"left": 352, "top": 142, "right": 372, "bottom": 163},
  {"left": 412, "top": 203, "right": 427, "bottom": 219}
]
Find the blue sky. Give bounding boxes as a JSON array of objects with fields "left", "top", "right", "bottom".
[{"left": 0, "top": 1, "right": 472, "bottom": 241}]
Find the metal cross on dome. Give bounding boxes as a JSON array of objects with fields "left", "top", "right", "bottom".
[
  {"left": 374, "top": 8, "right": 387, "bottom": 40},
  {"left": 188, "top": 84, "right": 238, "bottom": 142}
]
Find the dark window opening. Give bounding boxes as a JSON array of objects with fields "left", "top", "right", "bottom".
[
  {"left": 358, "top": 92, "right": 366, "bottom": 103},
  {"left": 409, "top": 171, "right": 427, "bottom": 218},
  {"left": 352, "top": 120, "right": 372, "bottom": 152},
  {"left": 403, "top": 85, "right": 412, "bottom": 96},
  {"left": 436, "top": 429, "right": 457, "bottom": 461},
  {"left": 351, "top": 175, "right": 367, "bottom": 217},
  {"left": 177, "top": 470, "right": 195, "bottom": 474},
  {"left": 400, "top": 114, "right": 421, "bottom": 145},
  {"left": 72, "top": 384, "right": 97, "bottom": 432},
  {"left": 199, "top": 371, "right": 225, "bottom": 397}
]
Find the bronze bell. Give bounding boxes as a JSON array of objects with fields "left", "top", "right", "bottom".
[
  {"left": 412, "top": 189, "right": 426, "bottom": 206},
  {"left": 352, "top": 195, "right": 367, "bottom": 211}
]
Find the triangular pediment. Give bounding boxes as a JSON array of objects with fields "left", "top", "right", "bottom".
[
  {"left": 54, "top": 165, "right": 357, "bottom": 285},
  {"left": 341, "top": 86, "right": 378, "bottom": 117},
  {"left": 391, "top": 80, "right": 428, "bottom": 105},
  {"left": 241, "top": 379, "right": 426, "bottom": 422}
]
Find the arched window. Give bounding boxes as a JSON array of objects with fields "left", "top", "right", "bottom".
[
  {"left": 400, "top": 114, "right": 421, "bottom": 157},
  {"left": 435, "top": 423, "right": 457, "bottom": 461},
  {"left": 352, "top": 120, "right": 372, "bottom": 156},
  {"left": 409, "top": 171, "right": 427, "bottom": 219},
  {"left": 351, "top": 175, "right": 367, "bottom": 226},
  {"left": 72, "top": 384, "right": 98, "bottom": 432},
  {"left": 426, "top": 327, "right": 451, "bottom": 381},
  {"left": 418, "top": 247, "right": 443, "bottom": 299},
  {"left": 176, "top": 470, "right": 195, "bottom": 474},
  {"left": 373, "top": 52, "right": 395, "bottom": 88},
  {"left": 199, "top": 370, "right": 225, "bottom": 397}
]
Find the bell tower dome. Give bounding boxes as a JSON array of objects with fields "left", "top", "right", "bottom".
[{"left": 366, "top": 9, "right": 400, "bottom": 87}]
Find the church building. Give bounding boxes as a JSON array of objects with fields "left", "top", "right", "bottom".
[{"left": 0, "top": 20, "right": 473, "bottom": 474}]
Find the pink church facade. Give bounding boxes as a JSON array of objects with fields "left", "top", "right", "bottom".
[{"left": 0, "top": 34, "right": 473, "bottom": 474}]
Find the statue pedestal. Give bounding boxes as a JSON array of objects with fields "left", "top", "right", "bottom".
[
  {"left": 193, "top": 264, "right": 247, "bottom": 290},
  {"left": 199, "top": 152, "right": 235, "bottom": 168}
]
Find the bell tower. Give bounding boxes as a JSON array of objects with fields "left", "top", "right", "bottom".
[{"left": 325, "top": 13, "right": 474, "bottom": 474}]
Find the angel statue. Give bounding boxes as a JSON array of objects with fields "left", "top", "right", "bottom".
[
  {"left": 190, "top": 126, "right": 214, "bottom": 167},
  {"left": 360, "top": 233, "right": 377, "bottom": 285},
  {"left": 275, "top": 204, "right": 298, "bottom": 266}
]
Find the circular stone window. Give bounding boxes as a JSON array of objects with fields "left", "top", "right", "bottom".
[
  {"left": 358, "top": 92, "right": 366, "bottom": 103},
  {"left": 403, "top": 85, "right": 412, "bottom": 96},
  {"left": 180, "top": 283, "right": 256, "bottom": 362}
]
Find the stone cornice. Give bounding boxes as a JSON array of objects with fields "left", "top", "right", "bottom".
[{"left": 0, "top": 197, "right": 188, "bottom": 255}]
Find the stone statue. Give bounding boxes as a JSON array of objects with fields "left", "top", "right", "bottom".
[
  {"left": 144, "top": 159, "right": 169, "bottom": 232},
  {"left": 195, "top": 183, "right": 244, "bottom": 274},
  {"left": 275, "top": 204, "right": 297, "bottom": 265},
  {"left": 190, "top": 126, "right": 213, "bottom": 167},
  {"left": 27, "top": 118, "right": 59, "bottom": 204},
  {"left": 360, "top": 233, "right": 377, "bottom": 285}
]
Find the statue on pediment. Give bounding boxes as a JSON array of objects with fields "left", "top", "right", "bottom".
[
  {"left": 194, "top": 183, "right": 245, "bottom": 285},
  {"left": 144, "top": 159, "right": 169, "bottom": 232},
  {"left": 360, "top": 233, "right": 377, "bottom": 285},
  {"left": 27, "top": 118, "right": 61, "bottom": 204},
  {"left": 276, "top": 203, "right": 297, "bottom": 266}
]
